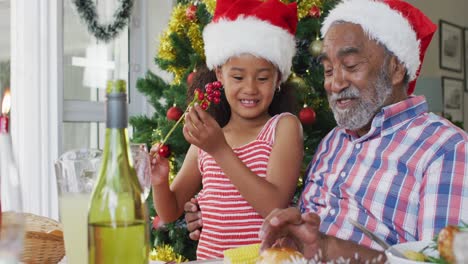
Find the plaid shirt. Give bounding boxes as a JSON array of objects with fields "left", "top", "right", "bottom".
[{"left": 300, "top": 96, "right": 468, "bottom": 250}]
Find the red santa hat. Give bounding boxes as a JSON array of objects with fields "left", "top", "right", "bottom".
[
  {"left": 203, "top": 0, "right": 297, "bottom": 83},
  {"left": 321, "top": 0, "right": 437, "bottom": 94}
]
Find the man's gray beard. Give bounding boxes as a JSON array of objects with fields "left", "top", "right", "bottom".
[{"left": 328, "top": 65, "right": 393, "bottom": 131}]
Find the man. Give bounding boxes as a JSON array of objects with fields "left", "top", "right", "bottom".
[{"left": 185, "top": 0, "right": 468, "bottom": 262}]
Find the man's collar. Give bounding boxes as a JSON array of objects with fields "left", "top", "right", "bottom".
[{"left": 342, "top": 96, "right": 428, "bottom": 140}]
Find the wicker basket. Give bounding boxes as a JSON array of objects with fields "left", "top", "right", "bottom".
[{"left": 2, "top": 212, "right": 65, "bottom": 264}]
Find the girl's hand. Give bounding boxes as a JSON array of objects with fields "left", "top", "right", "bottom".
[
  {"left": 183, "top": 104, "right": 228, "bottom": 155},
  {"left": 149, "top": 143, "right": 170, "bottom": 186}
]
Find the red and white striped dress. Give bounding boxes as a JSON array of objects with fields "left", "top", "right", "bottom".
[{"left": 196, "top": 113, "right": 291, "bottom": 260}]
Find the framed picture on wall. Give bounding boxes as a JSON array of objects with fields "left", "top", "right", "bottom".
[
  {"left": 442, "top": 77, "right": 464, "bottom": 123},
  {"left": 439, "top": 20, "right": 463, "bottom": 72},
  {"left": 465, "top": 28, "right": 468, "bottom": 92}
]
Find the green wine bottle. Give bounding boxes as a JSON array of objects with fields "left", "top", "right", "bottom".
[{"left": 88, "top": 80, "right": 149, "bottom": 264}]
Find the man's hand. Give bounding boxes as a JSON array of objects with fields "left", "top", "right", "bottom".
[
  {"left": 259, "top": 208, "right": 324, "bottom": 259},
  {"left": 184, "top": 198, "right": 203, "bottom": 241}
]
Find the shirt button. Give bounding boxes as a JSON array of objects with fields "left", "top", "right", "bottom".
[
  {"left": 355, "top": 143, "right": 361, "bottom": 149},
  {"left": 330, "top": 209, "right": 336, "bottom": 216},
  {"left": 340, "top": 172, "right": 346, "bottom": 177}
]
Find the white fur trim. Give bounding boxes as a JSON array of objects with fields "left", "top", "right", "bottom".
[
  {"left": 321, "top": 0, "right": 420, "bottom": 81},
  {"left": 203, "top": 16, "right": 296, "bottom": 83}
]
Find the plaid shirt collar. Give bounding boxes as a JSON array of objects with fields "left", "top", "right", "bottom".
[{"left": 343, "top": 96, "right": 428, "bottom": 142}]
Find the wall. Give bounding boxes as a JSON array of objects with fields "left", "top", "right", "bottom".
[{"left": 406, "top": 0, "right": 468, "bottom": 131}]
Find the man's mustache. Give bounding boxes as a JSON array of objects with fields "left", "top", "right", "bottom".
[{"left": 328, "top": 87, "right": 361, "bottom": 103}]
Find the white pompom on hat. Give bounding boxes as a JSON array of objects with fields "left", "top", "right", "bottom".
[
  {"left": 203, "top": 0, "right": 298, "bottom": 83},
  {"left": 321, "top": 0, "right": 437, "bottom": 94}
]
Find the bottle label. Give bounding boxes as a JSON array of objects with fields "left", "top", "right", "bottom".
[{"left": 106, "top": 93, "right": 128, "bottom": 128}]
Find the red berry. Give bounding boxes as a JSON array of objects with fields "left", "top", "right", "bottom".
[
  {"left": 213, "top": 97, "right": 221, "bottom": 104},
  {"left": 166, "top": 106, "right": 183, "bottom": 121},
  {"left": 158, "top": 144, "right": 171, "bottom": 158},
  {"left": 205, "top": 83, "right": 213, "bottom": 93},
  {"left": 197, "top": 92, "right": 205, "bottom": 101},
  {"left": 201, "top": 101, "right": 209, "bottom": 110},
  {"left": 207, "top": 94, "right": 214, "bottom": 102},
  {"left": 213, "top": 90, "right": 221, "bottom": 98},
  {"left": 212, "top": 81, "right": 222, "bottom": 89}
]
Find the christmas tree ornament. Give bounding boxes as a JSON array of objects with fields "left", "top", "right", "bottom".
[
  {"left": 166, "top": 105, "right": 184, "bottom": 121},
  {"left": 288, "top": 73, "right": 307, "bottom": 89},
  {"left": 309, "top": 5, "right": 321, "bottom": 18},
  {"left": 187, "top": 71, "right": 196, "bottom": 86},
  {"left": 308, "top": 38, "right": 323, "bottom": 57},
  {"left": 185, "top": 4, "right": 197, "bottom": 21},
  {"left": 299, "top": 105, "right": 317, "bottom": 125},
  {"left": 158, "top": 144, "right": 171, "bottom": 158}
]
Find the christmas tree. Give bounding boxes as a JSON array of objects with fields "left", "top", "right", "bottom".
[{"left": 130, "top": 0, "right": 337, "bottom": 261}]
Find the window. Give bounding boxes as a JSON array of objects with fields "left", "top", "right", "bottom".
[
  {"left": 11, "top": 0, "right": 171, "bottom": 218},
  {"left": 0, "top": 0, "right": 9, "bottom": 98},
  {"left": 62, "top": 0, "right": 147, "bottom": 152}
]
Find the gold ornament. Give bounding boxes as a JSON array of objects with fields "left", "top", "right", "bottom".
[
  {"left": 297, "top": 0, "right": 322, "bottom": 20},
  {"left": 288, "top": 73, "right": 307, "bottom": 88},
  {"left": 308, "top": 38, "right": 323, "bottom": 57}
]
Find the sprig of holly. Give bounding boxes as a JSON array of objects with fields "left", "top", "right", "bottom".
[{"left": 156, "top": 81, "right": 223, "bottom": 158}]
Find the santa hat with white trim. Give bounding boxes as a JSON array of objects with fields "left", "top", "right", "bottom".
[
  {"left": 321, "top": 0, "right": 437, "bottom": 95},
  {"left": 203, "top": 0, "right": 297, "bottom": 83}
]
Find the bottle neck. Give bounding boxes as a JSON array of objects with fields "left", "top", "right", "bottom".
[
  {"left": 102, "top": 92, "right": 131, "bottom": 172},
  {"left": 106, "top": 93, "right": 128, "bottom": 129}
]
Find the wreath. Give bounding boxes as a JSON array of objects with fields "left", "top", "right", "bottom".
[{"left": 72, "top": 0, "right": 134, "bottom": 42}]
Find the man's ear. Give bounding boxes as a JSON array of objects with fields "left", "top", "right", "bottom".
[
  {"left": 390, "top": 56, "right": 406, "bottom": 86},
  {"left": 215, "top": 67, "right": 223, "bottom": 83}
]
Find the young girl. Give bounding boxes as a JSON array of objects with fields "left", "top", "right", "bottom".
[{"left": 150, "top": 0, "right": 303, "bottom": 260}]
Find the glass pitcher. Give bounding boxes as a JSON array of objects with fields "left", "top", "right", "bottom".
[{"left": 55, "top": 149, "right": 102, "bottom": 264}]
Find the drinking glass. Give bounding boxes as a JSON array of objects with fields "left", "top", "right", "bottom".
[
  {"left": 0, "top": 130, "right": 25, "bottom": 263},
  {"left": 55, "top": 149, "right": 102, "bottom": 264},
  {"left": 130, "top": 143, "right": 151, "bottom": 200}
]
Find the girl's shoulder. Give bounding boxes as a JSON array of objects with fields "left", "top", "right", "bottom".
[
  {"left": 258, "top": 113, "right": 302, "bottom": 143},
  {"left": 272, "top": 112, "right": 301, "bottom": 130}
]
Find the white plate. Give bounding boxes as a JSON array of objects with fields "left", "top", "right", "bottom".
[{"left": 385, "top": 240, "right": 438, "bottom": 264}]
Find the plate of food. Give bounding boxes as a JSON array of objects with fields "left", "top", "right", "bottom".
[
  {"left": 385, "top": 240, "right": 436, "bottom": 264},
  {"left": 386, "top": 225, "right": 468, "bottom": 264}
]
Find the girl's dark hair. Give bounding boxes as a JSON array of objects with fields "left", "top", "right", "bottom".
[{"left": 187, "top": 65, "right": 297, "bottom": 127}]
